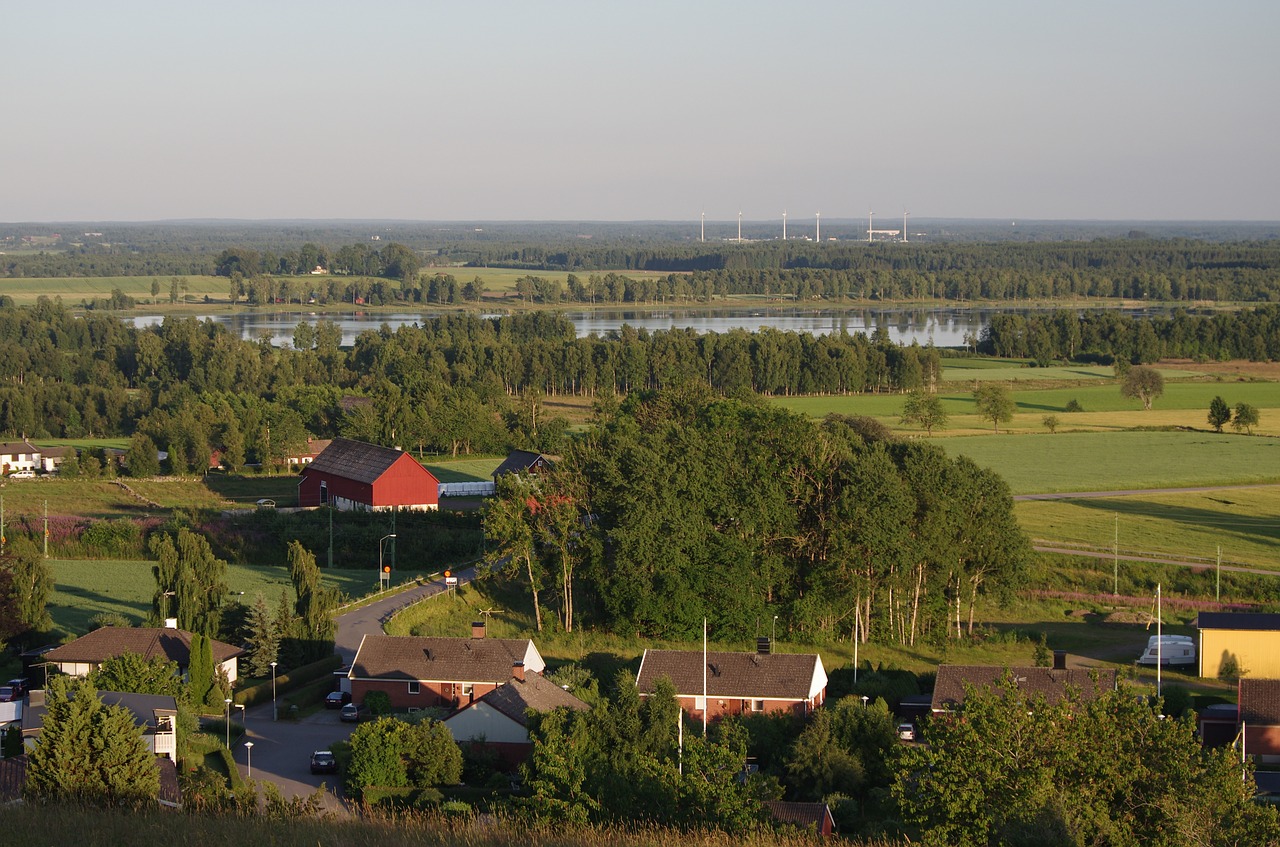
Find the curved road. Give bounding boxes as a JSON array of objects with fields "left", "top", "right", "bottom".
[{"left": 228, "top": 566, "right": 475, "bottom": 810}]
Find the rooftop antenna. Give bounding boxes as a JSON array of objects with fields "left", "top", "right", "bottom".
[
  {"left": 903, "top": 209, "right": 910, "bottom": 243},
  {"left": 700, "top": 211, "right": 705, "bottom": 243},
  {"left": 868, "top": 210, "right": 874, "bottom": 243},
  {"left": 782, "top": 209, "right": 787, "bottom": 241},
  {"left": 815, "top": 211, "right": 820, "bottom": 242},
  {"left": 737, "top": 211, "right": 743, "bottom": 242}
]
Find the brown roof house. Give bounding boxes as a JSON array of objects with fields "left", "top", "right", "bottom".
[
  {"left": 1239, "top": 678, "right": 1280, "bottom": 762},
  {"left": 931, "top": 652, "right": 1118, "bottom": 714},
  {"left": 348, "top": 624, "right": 546, "bottom": 711},
  {"left": 492, "top": 450, "right": 557, "bottom": 481},
  {"left": 444, "top": 662, "right": 590, "bottom": 768},
  {"left": 765, "top": 800, "right": 837, "bottom": 837},
  {"left": 43, "top": 624, "right": 245, "bottom": 685},
  {"left": 635, "top": 640, "right": 827, "bottom": 722}
]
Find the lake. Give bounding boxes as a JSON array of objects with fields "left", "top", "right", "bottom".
[{"left": 130, "top": 305, "right": 1176, "bottom": 349}]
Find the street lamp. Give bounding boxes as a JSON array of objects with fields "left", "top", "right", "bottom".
[
  {"left": 270, "top": 661, "right": 278, "bottom": 722},
  {"left": 861, "top": 695, "right": 869, "bottom": 709},
  {"left": 244, "top": 741, "right": 254, "bottom": 779},
  {"left": 224, "top": 698, "right": 233, "bottom": 749},
  {"left": 772, "top": 615, "right": 779, "bottom": 645},
  {"left": 378, "top": 533, "right": 397, "bottom": 590}
]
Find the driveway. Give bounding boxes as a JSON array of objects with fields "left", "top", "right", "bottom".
[{"left": 227, "top": 566, "right": 476, "bottom": 809}]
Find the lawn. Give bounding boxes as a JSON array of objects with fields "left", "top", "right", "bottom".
[
  {"left": 1015, "top": 485, "right": 1280, "bottom": 569},
  {"left": 423, "top": 456, "right": 505, "bottom": 483},
  {"left": 46, "top": 558, "right": 389, "bottom": 639},
  {"left": 0, "top": 275, "right": 226, "bottom": 306}
]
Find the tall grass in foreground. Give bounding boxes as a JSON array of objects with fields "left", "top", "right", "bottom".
[{"left": 0, "top": 805, "right": 904, "bottom": 847}]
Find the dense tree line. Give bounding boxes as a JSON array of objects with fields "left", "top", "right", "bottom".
[
  {"left": 485, "top": 387, "right": 1029, "bottom": 645},
  {"left": 979, "top": 305, "right": 1280, "bottom": 364}
]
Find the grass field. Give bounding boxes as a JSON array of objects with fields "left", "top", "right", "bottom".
[
  {"left": 0, "top": 275, "right": 227, "bottom": 306},
  {"left": 46, "top": 558, "right": 403, "bottom": 639},
  {"left": 1015, "top": 485, "right": 1280, "bottom": 568},
  {"left": 939, "top": 430, "right": 1280, "bottom": 493}
]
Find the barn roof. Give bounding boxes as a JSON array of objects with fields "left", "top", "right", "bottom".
[
  {"left": 492, "top": 450, "right": 556, "bottom": 478},
  {"left": 350, "top": 634, "right": 544, "bottom": 684},
  {"left": 304, "top": 437, "right": 414, "bottom": 484},
  {"left": 1198, "top": 612, "right": 1280, "bottom": 632},
  {"left": 635, "top": 649, "right": 826, "bottom": 701}
]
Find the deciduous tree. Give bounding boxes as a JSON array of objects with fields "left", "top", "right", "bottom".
[
  {"left": 1121, "top": 364, "right": 1164, "bottom": 410},
  {"left": 1232, "top": 402, "right": 1260, "bottom": 434},
  {"left": 1208, "top": 395, "right": 1231, "bottom": 432},
  {"left": 972, "top": 383, "right": 1015, "bottom": 432},
  {"left": 900, "top": 390, "right": 948, "bottom": 434}
]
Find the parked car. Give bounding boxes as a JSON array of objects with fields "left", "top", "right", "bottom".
[
  {"left": 0, "top": 686, "right": 18, "bottom": 703},
  {"left": 8, "top": 470, "right": 35, "bottom": 480},
  {"left": 897, "top": 723, "right": 916, "bottom": 742},
  {"left": 325, "top": 690, "right": 352, "bottom": 709},
  {"left": 340, "top": 702, "right": 367, "bottom": 723},
  {"left": 256, "top": 498, "right": 276, "bottom": 508},
  {"left": 7, "top": 678, "right": 29, "bottom": 695},
  {"left": 310, "top": 750, "right": 338, "bottom": 775}
]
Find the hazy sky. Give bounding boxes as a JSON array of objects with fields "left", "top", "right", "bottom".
[{"left": 4, "top": 1, "right": 1278, "bottom": 222}]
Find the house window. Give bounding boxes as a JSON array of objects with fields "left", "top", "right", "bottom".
[
  {"left": 750, "top": 699, "right": 765, "bottom": 712},
  {"left": 319, "top": 481, "right": 328, "bottom": 504},
  {"left": 407, "top": 681, "right": 420, "bottom": 695},
  {"left": 462, "top": 684, "right": 473, "bottom": 696}
]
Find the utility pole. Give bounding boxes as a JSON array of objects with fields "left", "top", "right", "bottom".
[
  {"left": 44, "top": 499, "right": 49, "bottom": 558},
  {"left": 1217, "top": 545, "right": 1222, "bottom": 601},
  {"left": 1, "top": 494, "right": 5, "bottom": 555},
  {"left": 328, "top": 504, "right": 334, "bottom": 568}
]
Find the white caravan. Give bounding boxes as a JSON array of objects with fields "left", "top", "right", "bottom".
[{"left": 1137, "top": 634, "right": 1196, "bottom": 667}]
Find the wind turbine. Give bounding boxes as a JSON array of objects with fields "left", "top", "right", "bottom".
[
  {"left": 815, "top": 212, "right": 821, "bottom": 242},
  {"left": 700, "top": 211, "right": 705, "bottom": 243},
  {"left": 782, "top": 210, "right": 787, "bottom": 241},
  {"left": 738, "top": 211, "right": 743, "bottom": 242},
  {"left": 903, "top": 209, "right": 910, "bottom": 243},
  {"left": 868, "top": 210, "right": 874, "bottom": 243}
]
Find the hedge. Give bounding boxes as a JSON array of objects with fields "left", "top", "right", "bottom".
[{"left": 235, "top": 654, "right": 343, "bottom": 707}]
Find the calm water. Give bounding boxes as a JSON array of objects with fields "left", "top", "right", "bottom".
[{"left": 131, "top": 306, "right": 1175, "bottom": 349}]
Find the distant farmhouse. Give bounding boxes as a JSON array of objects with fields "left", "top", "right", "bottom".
[
  {"left": 492, "top": 449, "right": 557, "bottom": 481},
  {"left": 0, "top": 439, "right": 71, "bottom": 475},
  {"left": 297, "top": 437, "right": 439, "bottom": 511}
]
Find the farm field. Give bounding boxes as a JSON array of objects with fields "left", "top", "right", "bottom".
[
  {"left": 939, "top": 431, "right": 1280, "bottom": 493},
  {"left": 0, "top": 275, "right": 226, "bottom": 306},
  {"left": 45, "top": 558, "right": 383, "bottom": 639},
  {"left": 1015, "top": 485, "right": 1280, "bottom": 569}
]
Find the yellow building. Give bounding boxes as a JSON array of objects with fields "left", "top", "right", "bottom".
[{"left": 1198, "top": 612, "right": 1280, "bottom": 680}]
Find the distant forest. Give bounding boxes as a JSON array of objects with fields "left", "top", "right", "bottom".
[{"left": 3, "top": 300, "right": 1280, "bottom": 462}]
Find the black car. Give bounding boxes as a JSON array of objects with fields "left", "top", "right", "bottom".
[
  {"left": 324, "top": 690, "right": 351, "bottom": 709},
  {"left": 310, "top": 750, "right": 337, "bottom": 775}
]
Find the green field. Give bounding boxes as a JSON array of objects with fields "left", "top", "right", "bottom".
[
  {"left": 423, "top": 455, "right": 504, "bottom": 483},
  {"left": 0, "top": 275, "right": 226, "bottom": 306},
  {"left": 46, "top": 558, "right": 404, "bottom": 638},
  {"left": 1015, "top": 485, "right": 1280, "bottom": 569},
  {"left": 939, "top": 430, "right": 1280, "bottom": 493}
]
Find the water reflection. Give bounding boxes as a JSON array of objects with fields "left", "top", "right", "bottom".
[{"left": 130, "top": 305, "right": 1178, "bottom": 349}]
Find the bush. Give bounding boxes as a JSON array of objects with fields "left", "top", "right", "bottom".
[
  {"left": 365, "top": 690, "right": 392, "bottom": 717},
  {"left": 1064, "top": 398, "right": 1084, "bottom": 413},
  {"left": 235, "top": 654, "right": 342, "bottom": 708}
]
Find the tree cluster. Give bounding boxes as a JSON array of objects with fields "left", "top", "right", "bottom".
[{"left": 486, "top": 388, "right": 1029, "bottom": 645}]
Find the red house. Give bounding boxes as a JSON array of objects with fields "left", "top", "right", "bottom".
[
  {"left": 297, "top": 438, "right": 439, "bottom": 511},
  {"left": 635, "top": 641, "right": 827, "bottom": 722},
  {"left": 347, "top": 625, "right": 546, "bottom": 711}
]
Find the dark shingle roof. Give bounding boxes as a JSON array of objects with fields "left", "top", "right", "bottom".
[
  {"left": 1198, "top": 612, "right": 1280, "bottom": 632},
  {"left": 24, "top": 689, "right": 179, "bottom": 733},
  {"left": 43, "top": 627, "right": 243, "bottom": 666},
  {"left": 1240, "top": 679, "right": 1280, "bottom": 724},
  {"left": 472, "top": 673, "right": 590, "bottom": 727},
  {"left": 304, "top": 438, "right": 410, "bottom": 484},
  {"left": 493, "top": 450, "right": 556, "bottom": 478},
  {"left": 635, "top": 649, "right": 826, "bottom": 701},
  {"left": 931, "top": 665, "right": 1117, "bottom": 711},
  {"left": 351, "top": 634, "right": 544, "bottom": 684}
]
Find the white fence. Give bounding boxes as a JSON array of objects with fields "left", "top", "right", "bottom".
[{"left": 439, "top": 481, "right": 496, "bottom": 498}]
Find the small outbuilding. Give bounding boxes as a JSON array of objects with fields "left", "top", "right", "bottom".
[
  {"left": 297, "top": 437, "right": 439, "bottom": 511},
  {"left": 1197, "top": 612, "right": 1280, "bottom": 680}
]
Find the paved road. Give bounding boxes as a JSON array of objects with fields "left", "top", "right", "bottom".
[
  {"left": 228, "top": 566, "right": 476, "bottom": 809},
  {"left": 335, "top": 566, "right": 476, "bottom": 663}
]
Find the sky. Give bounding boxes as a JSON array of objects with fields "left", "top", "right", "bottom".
[{"left": 4, "top": 1, "right": 1278, "bottom": 222}]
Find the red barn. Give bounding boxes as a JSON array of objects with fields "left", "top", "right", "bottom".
[{"left": 297, "top": 438, "right": 439, "bottom": 511}]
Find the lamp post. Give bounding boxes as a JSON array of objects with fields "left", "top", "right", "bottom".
[
  {"left": 772, "top": 615, "right": 778, "bottom": 645},
  {"left": 378, "top": 533, "right": 397, "bottom": 591},
  {"left": 270, "top": 661, "right": 278, "bottom": 721},
  {"left": 244, "top": 740, "right": 254, "bottom": 779},
  {"left": 224, "top": 698, "right": 233, "bottom": 749}
]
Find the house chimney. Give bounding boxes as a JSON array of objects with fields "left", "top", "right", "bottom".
[
  {"left": 1053, "top": 650, "right": 1068, "bottom": 670},
  {"left": 164, "top": 618, "right": 179, "bottom": 629},
  {"left": 512, "top": 661, "right": 525, "bottom": 682},
  {"left": 471, "top": 621, "right": 486, "bottom": 639},
  {"left": 757, "top": 637, "right": 772, "bottom": 655}
]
